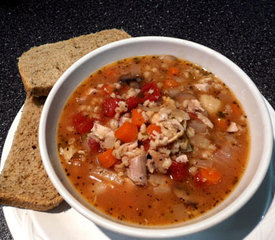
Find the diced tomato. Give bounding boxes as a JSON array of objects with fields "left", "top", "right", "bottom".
[
  {"left": 87, "top": 137, "right": 100, "bottom": 153},
  {"left": 194, "top": 171, "right": 207, "bottom": 186},
  {"left": 126, "top": 97, "right": 139, "bottom": 111},
  {"left": 102, "top": 97, "right": 121, "bottom": 117},
  {"left": 169, "top": 161, "right": 189, "bottom": 182},
  {"left": 188, "top": 112, "right": 198, "bottom": 120},
  {"left": 139, "top": 81, "right": 161, "bottom": 103},
  {"left": 73, "top": 112, "right": 94, "bottom": 134},
  {"left": 142, "top": 139, "right": 150, "bottom": 151}
]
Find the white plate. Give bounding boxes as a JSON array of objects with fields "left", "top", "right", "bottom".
[{"left": 1, "top": 99, "right": 275, "bottom": 240}]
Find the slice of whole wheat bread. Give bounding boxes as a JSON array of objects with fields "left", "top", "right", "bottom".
[
  {"left": 1, "top": 29, "right": 131, "bottom": 211},
  {"left": 0, "top": 96, "right": 63, "bottom": 211},
  {"left": 18, "top": 29, "right": 131, "bottom": 96}
]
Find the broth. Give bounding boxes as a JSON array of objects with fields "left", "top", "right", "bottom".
[{"left": 57, "top": 55, "right": 250, "bottom": 225}]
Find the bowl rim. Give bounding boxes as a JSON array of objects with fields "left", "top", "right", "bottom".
[{"left": 39, "top": 36, "right": 273, "bottom": 238}]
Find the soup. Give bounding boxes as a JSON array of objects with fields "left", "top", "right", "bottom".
[{"left": 57, "top": 55, "right": 250, "bottom": 226}]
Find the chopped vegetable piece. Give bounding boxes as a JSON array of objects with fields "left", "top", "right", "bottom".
[
  {"left": 97, "top": 149, "right": 118, "bottom": 168},
  {"left": 147, "top": 124, "right": 161, "bottom": 135},
  {"left": 169, "top": 161, "right": 189, "bottom": 181},
  {"left": 214, "top": 117, "right": 229, "bottom": 131},
  {"left": 102, "top": 97, "right": 121, "bottom": 117},
  {"left": 88, "top": 137, "right": 100, "bottom": 153},
  {"left": 194, "top": 171, "right": 206, "bottom": 186},
  {"left": 101, "top": 84, "right": 113, "bottom": 95},
  {"left": 163, "top": 79, "right": 179, "bottom": 88},
  {"left": 230, "top": 102, "right": 242, "bottom": 119},
  {"left": 188, "top": 112, "right": 198, "bottom": 120},
  {"left": 139, "top": 81, "right": 161, "bottom": 102},
  {"left": 115, "top": 122, "right": 138, "bottom": 142},
  {"left": 132, "top": 109, "right": 145, "bottom": 127},
  {"left": 168, "top": 67, "right": 180, "bottom": 75},
  {"left": 142, "top": 139, "right": 150, "bottom": 151},
  {"left": 73, "top": 112, "right": 94, "bottom": 134},
  {"left": 197, "top": 168, "right": 222, "bottom": 184},
  {"left": 126, "top": 97, "right": 139, "bottom": 111}
]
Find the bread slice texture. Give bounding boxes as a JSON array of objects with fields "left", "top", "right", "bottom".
[
  {"left": 18, "top": 29, "right": 131, "bottom": 96},
  {"left": 0, "top": 96, "right": 63, "bottom": 211}
]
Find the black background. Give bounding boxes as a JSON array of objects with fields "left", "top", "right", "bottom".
[{"left": 0, "top": 0, "right": 274, "bottom": 239}]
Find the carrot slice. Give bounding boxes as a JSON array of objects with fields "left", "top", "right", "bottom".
[
  {"left": 101, "top": 84, "right": 113, "bottom": 94},
  {"left": 168, "top": 67, "right": 180, "bottom": 75},
  {"left": 147, "top": 124, "right": 161, "bottom": 135},
  {"left": 214, "top": 117, "right": 229, "bottom": 130},
  {"left": 163, "top": 79, "right": 179, "bottom": 89},
  {"left": 131, "top": 109, "right": 145, "bottom": 127},
  {"left": 199, "top": 168, "right": 222, "bottom": 184},
  {"left": 230, "top": 102, "right": 242, "bottom": 119},
  {"left": 97, "top": 149, "right": 117, "bottom": 168},
  {"left": 115, "top": 122, "right": 138, "bottom": 142}
]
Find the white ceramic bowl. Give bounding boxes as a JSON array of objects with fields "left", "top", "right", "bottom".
[{"left": 39, "top": 37, "right": 273, "bottom": 238}]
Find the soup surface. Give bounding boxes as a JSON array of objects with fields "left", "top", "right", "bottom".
[{"left": 57, "top": 55, "right": 250, "bottom": 226}]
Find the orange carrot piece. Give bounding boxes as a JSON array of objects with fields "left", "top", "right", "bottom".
[
  {"left": 97, "top": 149, "right": 117, "bottom": 168},
  {"left": 101, "top": 84, "right": 113, "bottom": 94},
  {"left": 230, "top": 102, "right": 242, "bottom": 119},
  {"left": 147, "top": 124, "right": 161, "bottom": 135},
  {"left": 163, "top": 79, "right": 179, "bottom": 89},
  {"left": 214, "top": 117, "right": 229, "bottom": 130},
  {"left": 132, "top": 109, "right": 145, "bottom": 127},
  {"left": 199, "top": 168, "right": 222, "bottom": 184},
  {"left": 115, "top": 122, "right": 138, "bottom": 142},
  {"left": 168, "top": 67, "right": 180, "bottom": 75}
]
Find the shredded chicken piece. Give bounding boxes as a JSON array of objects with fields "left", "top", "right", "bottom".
[
  {"left": 59, "top": 146, "right": 77, "bottom": 162},
  {"left": 146, "top": 158, "right": 155, "bottom": 173},
  {"left": 89, "top": 122, "right": 116, "bottom": 149},
  {"left": 175, "top": 154, "right": 188, "bottom": 163},
  {"left": 227, "top": 122, "right": 239, "bottom": 132},
  {"left": 160, "top": 119, "right": 186, "bottom": 143},
  {"left": 113, "top": 141, "right": 138, "bottom": 160},
  {"left": 127, "top": 154, "right": 147, "bottom": 185},
  {"left": 186, "top": 99, "right": 205, "bottom": 113},
  {"left": 196, "top": 112, "right": 214, "bottom": 128},
  {"left": 149, "top": 149, "right": 172, "bottom": 174},
  {"left": 162, "top": 96, "right": 176, "bottom": 108},
  {"left": 194, "top": 82, "right": 210, "bottom": 92}
]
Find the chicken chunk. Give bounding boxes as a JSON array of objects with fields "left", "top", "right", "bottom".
[{"left": 127, "top": 154, "right": 147, "bottom": 186}]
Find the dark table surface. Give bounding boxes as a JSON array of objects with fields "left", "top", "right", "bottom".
[{"left": 0, "top": 0, "right": 274, "bottom": 239}]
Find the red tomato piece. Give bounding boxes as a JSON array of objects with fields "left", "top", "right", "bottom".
[
  {"left": 142, "top": 139, "right": 150, "bottom": 151},
  {"left": 102, "top": 97, "right": 121, "bottom": 117},
  {"left": 73, "top": 113, "right": 94, "bottom": 134},
  {"left": 169, "top": 161, "right": 189, "bottom": 182},
  {"left": 126, "top": 97, "right": 139, "bottom": 111},
  {"left": 87, "top": 137, "right": 100, "bottom": 153},
  {"left": 139, "top": 81, "right": 161, "bottom": 103},
  {"left": 194, "top": 171, "right": 207, "bottom": 186},
  {"left": 188, "top": 112, "right": 198, "bottom": 120}
]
